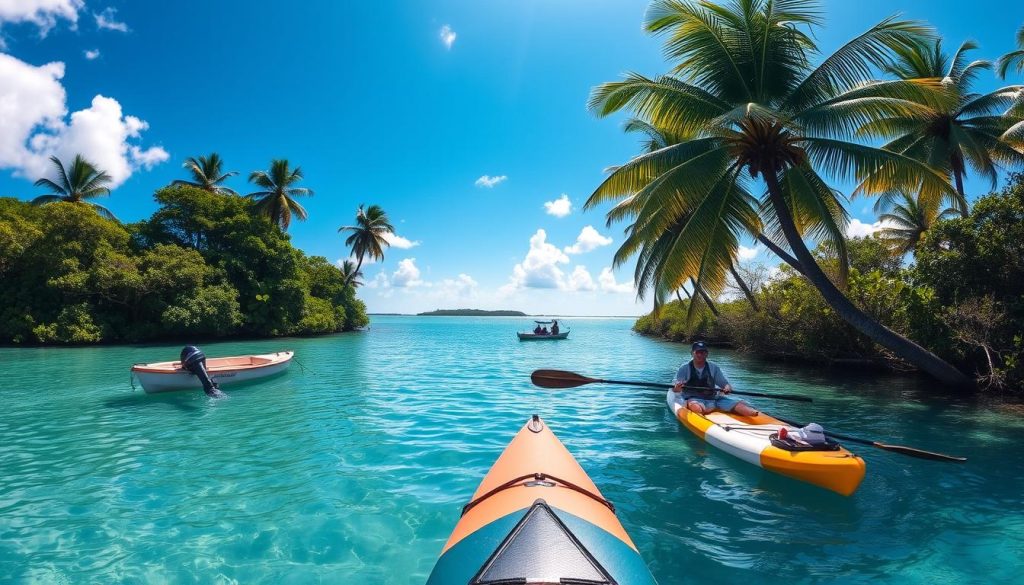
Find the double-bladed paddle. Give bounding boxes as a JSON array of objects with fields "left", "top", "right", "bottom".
[
  {"left": 530, "top": 369, "right": 813, "bottom": 402},
  {"left": 530, "top": 369, "right": 967, "bottom": 463},
  {"left": 769, "top": 414, "right": 967, "bottom": 463}
]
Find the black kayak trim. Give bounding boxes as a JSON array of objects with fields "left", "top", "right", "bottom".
[{"left": 461, "top": 472, "right": 615, "bottom": 517}]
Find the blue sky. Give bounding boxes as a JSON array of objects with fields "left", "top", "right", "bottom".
[{"left": 1, "top": 0, "right": 1022, "bottom": 315}]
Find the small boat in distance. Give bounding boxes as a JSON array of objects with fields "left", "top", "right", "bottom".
[
  {"left": 517, "top": 320, "right": 569, "bottom": 341},
  {"left": 131, "top": 351, "right": 294, "bottom": 394}
]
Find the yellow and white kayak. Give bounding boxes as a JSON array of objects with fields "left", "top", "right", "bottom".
[{"left": 667, "top": 390, "right": 866, "bottom": 496}]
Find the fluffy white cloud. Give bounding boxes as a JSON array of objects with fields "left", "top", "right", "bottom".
[
  {"left": 475, "top": 174, "right": 506, "bottom": 188},
  {"left": 392, "top": 258, "right": 425, "bottom": 288},
  {"left": 94, "top": 7, "right": 127, "bottom": 32},
  {"left": 598, "top": 267, "right": 634, "bottom": 294},
  {"left": 846, "top": 218, "right": 897, "bottom": 238},
  {"left": 0, "top": 0, "right": 81, "bottom": 37},
  {"left": 436, "top": 273, "right": 478, "bottom": 297},
  {"left": 83, "top": 49, "right": 100, "bottom": 60},
  {"left": 0, "top": 53, "right": 168, "bottom": 187},
  {"left": 439, "top": 25, "right": 456, "bottom": 49},
  {"left": 737, "top": 245, "right": 761, "bottom": 260},
  {"left": 383, "top": 232, "right": 420, "bottom": 249},
  {"left": 506, "top": 229, "right": 570, "bottom": 290},
  {"left": 567, "top": 265, "right": 596, "bottom": 291},
  {"left": 564, "top": 225, "right": 612, "bottom": 255},
  {"left": 543, "top": 194, "right": 572, "bottom": 217}
]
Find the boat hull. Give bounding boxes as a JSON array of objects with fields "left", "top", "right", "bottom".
[
  {"left": 131, "top": 351, "right": 293, "bottom": 394},
  {"left": 517, "top": 331, "right": 569, "bottom": 341},
  {"left": 666, "top": 390, "right": 866, "bottom": 496},
  {"left": 427, "top": 416, "right": 656, "bottom": 584}
]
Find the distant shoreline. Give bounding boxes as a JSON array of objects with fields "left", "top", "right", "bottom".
[
  {"left": 416, "top": 309, "right": 527, "bottom": 317},
  {"left": 368, "top": 313, "right": 642, "bottom": 318}
]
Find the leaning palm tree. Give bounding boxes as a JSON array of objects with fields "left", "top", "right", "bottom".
[
  {"left": 31, "top": 154, "right": 116, "bottom": 220},
  {"left": 339, "top": 259, "right": 364, "bottom": 288},
  {"left": 877, "top": 191, "right": 959, "bottom": 255},
  {"left": 338, "top": 205, "right": 394, "bottom": 286},
  {"left": 997, "top": 25, "right": 1024, "bottom": 79},
  {"left": 587, "top": 0, "right": 969, "bottom": 384},
  {"left": 172, "top": 153, "right": 238, "bottom": 195},
  {"left": 246, "top": 159, "right": 313, "bottom": 231},
  {"left": 860, "top": 39, "right": 1024, "bottom": 215}
]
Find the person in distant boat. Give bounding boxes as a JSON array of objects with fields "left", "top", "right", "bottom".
[
  {"left": 534, "top": 324, "right": 544, "bottom": 335},
  {"left": 551, "top": 320, "right": 560, "bottom": 335},
  {"left": 540, "top": 326, "right": 549, "bottom": 335},
  {"left": 672, "top": 341, "right": 759, "bottom": 416}
]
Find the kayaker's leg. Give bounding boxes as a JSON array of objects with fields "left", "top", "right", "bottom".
[
  {"left": 732, "top": 401, "right": 759, "bottom": 417},
  {"left": 685, "top": 399, "right": 709, "bottom": 414}
]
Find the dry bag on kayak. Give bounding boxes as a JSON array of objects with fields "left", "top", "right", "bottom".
[{"left": 771, "top": 423, "right": 841, "bottom": 451}]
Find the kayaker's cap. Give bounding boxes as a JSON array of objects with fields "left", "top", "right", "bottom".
[{"left": 691, "top": 341, "right": 708, "bottom": 352}]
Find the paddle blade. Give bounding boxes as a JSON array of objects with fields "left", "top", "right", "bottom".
[
  {"left": 531, "top": 369, "right": 597, "bottom": 389},
  {"left": 873, "top": 443, "right": 967, "bottom": 463}
]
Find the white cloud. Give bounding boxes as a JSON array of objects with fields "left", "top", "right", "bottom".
[
  {"left": 0, "top": 0, "right": 81, "bottom": 37},
  {"left": 598, "top": 267, "right": 634, "bottom": 294},
  {"left": 846, "top": 218, "right": 897, "bottom": 238},
  {"left": 383, "top": 232, "right": 420, "bottom": 249},
  {"left": 439, "top": 25, "right": 456, "bottom": 49},
  {"left": 94, "top": 7, "right": 127, "bottom": 32},
  {"left": 436, "top": 273, "right": 478, "bottom": 297},
  {"left": 567, "top": 266, "right": 596, "bottom": 291},
  {"left": 475, "top": 174, "right": 506, "bottom": 188},
  {"left": 392, "top": 258, "right": 425, "bottom": 288},
  {"left": 564, "top": 225, "right": 612, "bottom": 255},
  {"left": 543, "top": 194, "right": 572, "bottom": 217},
  {"left": 506, "top": 229, "right": 571, "bottom": 290},
  {"left": 737, "top": 245, "right": 761, "bottom": 260},
  {"left": 83, "top": 49, "right": 100, "bottom": 60},
  {"left": 0, "top": 54, "right": 168, "bottom": 188}
]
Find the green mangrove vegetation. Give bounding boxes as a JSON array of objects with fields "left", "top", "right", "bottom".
[
  {"left": 635, "top": 173, "right": 1024, "bottom": 390},
  {"left": 0, "top": 152, "right": 371, "bottom": 343}
]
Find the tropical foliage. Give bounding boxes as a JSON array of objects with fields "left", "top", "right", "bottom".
[
  {"left": 877, "top": 191, "right": 959, "bottom": 255},
  {"left": 172, "top": 153, "right": 239, "bottom": 195},
  {"left": 586, "top": 0, "right": 1007, "bottom": 384},
  {"left": 30, "top": 155, "right": 116, "bottom": 220},
  {"left": 997, "top": 25, "right": 1024, "bottom": 79},
  {"left": 0, "top": 186, "right": 367, "bottom": 344},
  {"left": 864, "top": 39, "right": 1024, "bottom": 214},
  {"left": 339, "top": 204, "right": 394, "bottom": 286},
  {"left": 635, "top": 174, "right": 1024, "bottom": 390},
  {"left": 247, "top": 159, "right": 313, "bottom": 231}
]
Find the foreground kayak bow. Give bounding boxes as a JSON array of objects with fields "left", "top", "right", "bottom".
[{"left": 427, "top": 415, "right": 657, "bottom": 584}]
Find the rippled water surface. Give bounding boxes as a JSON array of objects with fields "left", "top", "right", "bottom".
[{"left": 2, "top": 316, "right": 1023, "bottom": 583}]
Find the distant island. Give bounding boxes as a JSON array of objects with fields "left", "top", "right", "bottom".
[{"left": 417, "top": 309, "right": 527, "bottom": 317}]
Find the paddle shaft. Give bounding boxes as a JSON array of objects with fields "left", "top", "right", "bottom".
[
  {"left": 771, "top": 414, "right": 967, "bottom": 462},
  {"left": 591, "top": 378, "right": 812, "bottom": 403}
]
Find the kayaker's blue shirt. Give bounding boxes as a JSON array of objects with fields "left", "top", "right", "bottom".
[{"left": 673, "top": 360, "right": 729, "bottom": 390}]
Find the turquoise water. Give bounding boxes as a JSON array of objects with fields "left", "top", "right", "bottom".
[{"left": 2, "top": 316, "right": 1023, "bottom": 583}]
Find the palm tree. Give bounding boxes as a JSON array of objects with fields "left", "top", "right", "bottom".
[
  {"left": 31, "top": 155, "right": 116, "bottom": 220},
  {"left": 339, "top": 259, "right": 364, "bottom": 288},
  {"left": 246, "top": 159, "right": 313, "bottom": 231},
  {"left": 172, "top": 153, "right": 238, "bottom": 195},
  {"left": 338, "top": 205, "right": 394, "bottom": 286},
  {"left": 861, "top": 39, "right": 1024, "bottom": 215},
  {"left": 876, "top": 191, "right": 959, "bottom": 255},
  {"left": 587, "top": 0, "right": 970, "bottom": 385},
  {"left": 997, "top": 25, "right": 1024, "bottom": 79}
]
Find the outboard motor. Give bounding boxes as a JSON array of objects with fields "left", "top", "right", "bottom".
[{"left": 180, "top": 346, "right": 225, "bottom": 398}]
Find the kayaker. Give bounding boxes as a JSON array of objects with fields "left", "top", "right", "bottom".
[{"left": 672, "top": 341, "right": 759, "bottom": 416}]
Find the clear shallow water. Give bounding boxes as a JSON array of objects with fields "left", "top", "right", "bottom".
[{"left": 1, "top": 316, "right": 1023, "bottom": 584}]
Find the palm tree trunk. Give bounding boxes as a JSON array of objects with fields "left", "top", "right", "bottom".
[
  {"left": 728, "top": 261, "right": 760, "bottom": 311},
  {"left": 953, "top": 169, "right": 969, "bottom": 218},
  {"left": 690, "top": 278, "right": 719, "bottom": 317},
  {"left": 756, "top": 234, "right": 806, "bottom": 276},
  {"left": 764, "top": 171, "right": 971, "bottom": 386}
]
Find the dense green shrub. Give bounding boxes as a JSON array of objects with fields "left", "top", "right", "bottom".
[{"left": 0, "top": 186, "right": 367, "bottom": 344}]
